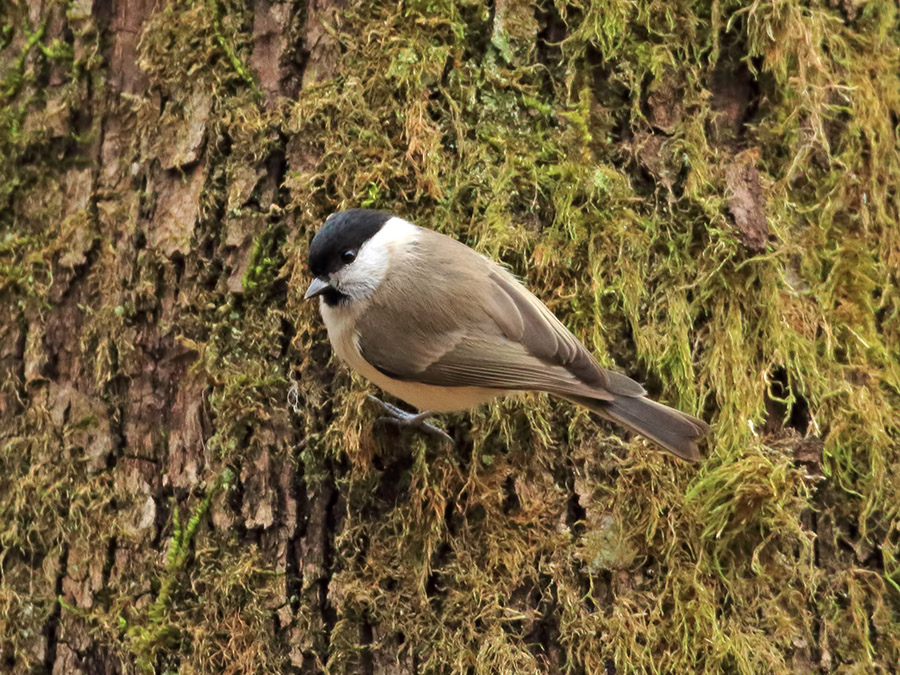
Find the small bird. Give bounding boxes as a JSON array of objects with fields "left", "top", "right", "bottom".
[{"left": 305, "top": 209, "right": 710, "bottom": 460}]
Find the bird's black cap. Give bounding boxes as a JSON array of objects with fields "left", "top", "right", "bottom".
[{"left": 308, "top": 209, "right": 392, "bottom": 277}]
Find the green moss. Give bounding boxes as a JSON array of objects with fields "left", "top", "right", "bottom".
[
  {"left": 3, "top": 0, "right": 900, "bottom": 671},
  {"left": 123, "top": 469, "right": 233, "bottom": 672},
  {"left": 282, "top": 0, "right": 900, "bottom": 670}
]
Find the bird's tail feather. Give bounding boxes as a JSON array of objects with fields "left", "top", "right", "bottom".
[{"left": 565, "top": 394, "right": 710, "bottom": 461}]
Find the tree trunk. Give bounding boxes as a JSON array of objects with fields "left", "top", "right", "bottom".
[{"left": 2, "top": 0, "right": 898, "bottom": 673}]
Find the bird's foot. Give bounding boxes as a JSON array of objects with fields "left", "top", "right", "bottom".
[{"left": 367, "top": 395, "right": 453, "bottom": 444}]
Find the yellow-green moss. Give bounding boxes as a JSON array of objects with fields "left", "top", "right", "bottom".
[{"left": 2, "top": 0, "right": 899, "bottom": 672}]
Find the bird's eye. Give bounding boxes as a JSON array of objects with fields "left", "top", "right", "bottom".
[{"left": 341, "top": 249, "right": 356, "bottom": 264}]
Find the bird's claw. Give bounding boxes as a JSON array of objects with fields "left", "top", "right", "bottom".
[{"left": 366, "top": 395, "right": 453, "bottom": 444}]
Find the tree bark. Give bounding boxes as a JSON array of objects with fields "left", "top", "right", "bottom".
[{"left": 2, "top": 0, "right": 899, "bottom": 673}]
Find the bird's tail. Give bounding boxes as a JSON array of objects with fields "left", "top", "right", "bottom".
[{"left": 565, "top": 394, "right": 710, "bottom": 461}]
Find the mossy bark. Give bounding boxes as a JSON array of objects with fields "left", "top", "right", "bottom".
[{"left": 1, "top": 0, "right": 899, "bottom": 673}]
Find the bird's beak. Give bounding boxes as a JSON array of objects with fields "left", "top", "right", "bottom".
[{"left": 304, "top": 277, "right": 331, "bottom": 299}]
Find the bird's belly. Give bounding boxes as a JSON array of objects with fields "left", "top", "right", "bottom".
[
  {"left": 323, "top": 307, "right": 503, "bottom": 412},
  {"left": 366, "top": 370, "right": 503, "bottom": 412}
]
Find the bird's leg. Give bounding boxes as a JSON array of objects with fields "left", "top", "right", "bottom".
[{"left": 366, "top": 395, "right": 453, "bottom": 444}]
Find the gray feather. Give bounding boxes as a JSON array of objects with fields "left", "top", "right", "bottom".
[{"left": 565, "top": 394, "right": 710, "bottom": 461}]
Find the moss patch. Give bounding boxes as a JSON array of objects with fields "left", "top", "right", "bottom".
[{"left": 1, "top": 0, "right": 899, "bottom": 672}]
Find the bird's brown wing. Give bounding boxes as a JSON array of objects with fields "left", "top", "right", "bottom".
[
  {"left": 354, "top": 229, "right": 639, "bottom": 399},
  {"left": 485, "top": 268, "right": 646, "bottom": 396}
]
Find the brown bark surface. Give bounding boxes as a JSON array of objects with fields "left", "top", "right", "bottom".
[
  {"left": 2, "top": 0, "right": 899, "bottom": 673},
  {"left": 2, "top": 1, "right": 341, "bottom": 671}
]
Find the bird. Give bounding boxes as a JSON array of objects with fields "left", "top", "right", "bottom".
[{"left": 304, "top": 209, "right": 710, "bottom": 461}]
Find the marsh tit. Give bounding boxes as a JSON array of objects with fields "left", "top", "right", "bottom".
[{"left": 305, "top": 209, "right": 709, "bottom": 460}]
